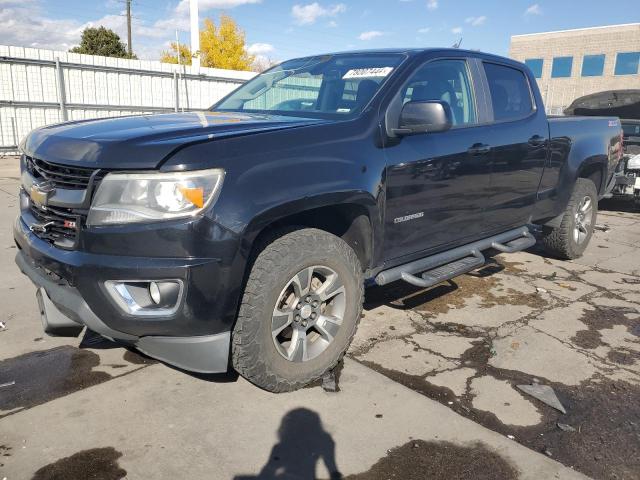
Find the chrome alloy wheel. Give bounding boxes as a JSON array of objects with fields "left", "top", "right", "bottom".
[
  {"left": 574, "top": 195, "right": 593, "bottom": 245},
  {"left": 271, "top": 265, "right": 346, "bottom": 363}
]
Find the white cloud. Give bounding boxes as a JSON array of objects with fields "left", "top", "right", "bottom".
[
  {"left": 465, "top": 15, "right": 486, "bottom": 26},
  {"left": 247, "top": 42, "right": 274, "bottom": 55},
  {"left": 451, "top": 26, "right": 463, "bottom": 34},
  {"left": 327, "top": 20, "right": 338, "bottom": 28},
  {"left": 291, "top": 3, "right": 347, "bottom": 25},
  {"left": 418, "top": 27, "right": 431, "bottom": 34},
  {"left": 525, "top": 4, "right": 542, "bottom": 16},
  {"left": 358, "top": 30, "right": 384, "bottom": 41},
  {"left": 0, "top": 0, "right": 211, "bottom": 60},
  {"left": 0, "top": 3, "right": 86, "bottom": 51},
  {"left": 427, "top": 0, "right": 438, "bottom": 10},
  {"left": 175, "top": 0, "right": 262, "bottom": 14}
]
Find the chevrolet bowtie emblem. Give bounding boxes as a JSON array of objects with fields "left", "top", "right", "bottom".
[{"left": 30, "top": 181, "right": 55, "bottom": 206}]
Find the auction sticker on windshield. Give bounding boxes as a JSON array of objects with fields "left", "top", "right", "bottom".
[{"left": 343, "top": 67, "right": 394, "bottom": 79}]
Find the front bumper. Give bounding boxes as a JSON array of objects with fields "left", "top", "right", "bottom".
[{"left": 14, "top": 216, "right": 234, "bottom": 373}]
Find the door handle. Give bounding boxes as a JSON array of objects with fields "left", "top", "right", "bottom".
[
  {"left": 468, "top": 143, "right": 491, "bottom": 155},
  {"left": 528, "top": 135, "right": 546, "bottom": 147}
]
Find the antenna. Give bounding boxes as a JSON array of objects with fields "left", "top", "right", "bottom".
[{"left": 452, "top": 38, "right": 463, "bottom": 49}]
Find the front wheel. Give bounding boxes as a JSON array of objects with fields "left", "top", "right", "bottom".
[
  {"left": 232, "top": 228, "right": 363, "bottom": 392},
  {"left": 541, "top": 178, "right": 598, "bottom": 259}
]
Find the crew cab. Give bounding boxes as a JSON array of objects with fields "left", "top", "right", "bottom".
[{"left": 14, "top": 49, "right": 622, "bottom": 391}]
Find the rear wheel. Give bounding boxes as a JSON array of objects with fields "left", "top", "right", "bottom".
[
  {"left": 541, "top": 178, "right": 598, "bottom": 259},
  {"left": 232, "top": 228, "right": 363, "bottom": 392}
]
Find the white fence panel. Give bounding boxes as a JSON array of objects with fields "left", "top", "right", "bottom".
[{"left": 0, "top": 44, "right": 256, "bottom": 153}]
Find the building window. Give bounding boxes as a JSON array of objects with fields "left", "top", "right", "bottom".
[
  {"left": 524, "top": 59, "right": 543, "bottom": 78},
  {"left": 614, "top": 52, "right": 640, "bottom": 75},
  {"left": 581, "top": 54, "right": 605, "bottom": 77},
  {"left": 551, "top": 56, "right": 573, "bottom": 78}
]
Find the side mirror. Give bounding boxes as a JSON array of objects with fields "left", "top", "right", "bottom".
[{"left": 395, "top": 100, "right": 453, "bottom": 136}]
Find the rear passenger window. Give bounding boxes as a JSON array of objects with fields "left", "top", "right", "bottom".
[{"left": 484, "top": 63, "right": 534, "bottom": 122}]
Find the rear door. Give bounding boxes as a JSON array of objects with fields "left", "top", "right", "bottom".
[
  {"left": 479, "top": 61, "right": 549, "bottom": 230},
  {"left": 382, "top": 57, "right": 494, "bottom": 261}
]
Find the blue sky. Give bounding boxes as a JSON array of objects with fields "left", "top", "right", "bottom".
[{"left": 1, "top": 0, "right": 639, "bottom": 64}]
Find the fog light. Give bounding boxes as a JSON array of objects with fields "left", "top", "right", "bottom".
[
  {"left": 149, "top": 282, "right": 161, "bottom": 304},
  {"left": 104, "top": 279, "right": 183, "bottom": 316}
]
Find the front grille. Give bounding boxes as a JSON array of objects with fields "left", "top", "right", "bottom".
[
  {"left": 29, "top": 203, "right": 81, "bottom": 249},
  {"left": 25, "top": 156, "right": 100, "bottom": 190},
  {"left": 23, "top": 155, "right": 105, "bottom": 249}
]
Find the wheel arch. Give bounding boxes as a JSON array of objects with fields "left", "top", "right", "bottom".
[
  {"left": 577, "top": 160, "right": 606, "bottom": 195},
  {"left": 243, "top": 195, "right": 379, "bottom": 273}
]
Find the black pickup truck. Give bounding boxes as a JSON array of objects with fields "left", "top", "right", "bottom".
[{"left": 15, "top": 49, "right": 622, "bottom": 391}]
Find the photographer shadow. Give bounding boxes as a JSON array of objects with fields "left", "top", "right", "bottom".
[{"left": 234, "top": 408, "right": 342, "bottom": 480}]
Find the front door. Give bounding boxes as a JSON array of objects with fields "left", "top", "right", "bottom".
[{"left": 382, "top": 58, "right": 494, "bottom": 261}]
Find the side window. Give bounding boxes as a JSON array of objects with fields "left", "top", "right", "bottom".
[
  {"left": 484, "top": 63, "right": 534, "bottom": 122},
  {"left": 401, "top": 59, "right": 477, "bottom": 126}
]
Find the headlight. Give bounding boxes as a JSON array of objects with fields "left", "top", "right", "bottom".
[
  {"left": 87, "top": 169, "right": 224, "bottom": 226},
  {"left": 628, "top": 154, "right": 640, "bottom": 170}
]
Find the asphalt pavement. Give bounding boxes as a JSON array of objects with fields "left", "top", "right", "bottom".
[{"left": 0, "top": 157, "right": 638, "bottom": 480}]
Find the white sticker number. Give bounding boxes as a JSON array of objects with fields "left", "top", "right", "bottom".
[{"left": 343, "top": 67, "right": 394, "bottom": 79}]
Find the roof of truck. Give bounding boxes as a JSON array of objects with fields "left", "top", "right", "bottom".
[
  {"left": 309, "top": 47, "right": 475, "bottom": 55},
  {"left": 293, "top": 48, "right": 522, "bottom": 65}
]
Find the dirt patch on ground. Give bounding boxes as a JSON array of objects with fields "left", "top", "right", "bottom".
[
  {"left": 343, "top": 440, "right": 518, "bottom": 480},
  {"left": 572, "top": 329, "right": 603, "bottom": 349},
  {"left": 364, "top": 258, "right": 546, "bottom": 318},
  {"left": 364, "top": 280, "right": 462, "bottom": 314},
  {"left": 0, "top": 444, "right": 12, "bottom": 468},
  {"left": 429, "top": 321, "right": 486, "bottom": 338},
  {"left": 0, "top": 347, "right": 111, "bottom": 417},
  {"left": 31, "top": 447, "right": 126, "bottom": 480},
  {"left": 497, "top": 258, "right": 527, "bottom": 274},
  {"left": 122, "top": 349, "right": 156, "bottom": 365},
  {"left": 571, "top": 307, "right": 638, "bottom": 351},
  {"left": 356, "top": 338, "right": 640, "bottom": 480},
  {"left": 359, "top": 359, "right": 463, "bottom": 405},
  {"left": 579, "top": 307, "right": 636, "bottom": 331},
  {"left": 607, "top": 349, "right": 638, "bottom": 366}
]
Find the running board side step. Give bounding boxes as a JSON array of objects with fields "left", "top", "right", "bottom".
[
  {"left": 491, "top": 231, "right": 536, "bottom": 253},
  {"left": 400, "top": 250, "right": 485, "bottom": 288},
  {"left": 375, "top": 226, "right": 535, "bottom": 287}
]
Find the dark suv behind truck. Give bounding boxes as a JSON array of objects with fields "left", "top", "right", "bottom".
[{"left": 15, "top": 49, "right": 622, "bottom": 391}]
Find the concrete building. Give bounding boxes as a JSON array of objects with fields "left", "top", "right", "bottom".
[{"left": 510, "top": 23, "right": 640, "bottom": 114}]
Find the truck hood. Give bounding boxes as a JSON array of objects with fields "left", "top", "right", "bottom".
[{"left": 22, "top": 111, "right": 327, "bottom": 169}]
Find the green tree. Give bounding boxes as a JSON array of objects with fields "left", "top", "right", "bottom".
[
  {"left": 70, "top": 27, "right": 137, "bottom": 59},
  {"left": 161, "top": 15, "right": 254, "bottom": 71}
]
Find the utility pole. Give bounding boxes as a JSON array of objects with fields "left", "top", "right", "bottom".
[
  {"left": 126, "top": 0, "right": 133, "bottom": 57},
  {"left": 190, "top": 0, "right": 200, "bottom": 68}
]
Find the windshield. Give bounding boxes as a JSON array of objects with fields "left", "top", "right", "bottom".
[{"left": 212, "top": 53, "right": 406, "bottom": 118}]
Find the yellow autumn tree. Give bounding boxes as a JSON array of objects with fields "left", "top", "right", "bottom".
[
  {"left": 160, "top": 42, "right": 193, "bottom": 65},
  {"left": 160, "top": 15, "right": 254, "bottom": 71}
]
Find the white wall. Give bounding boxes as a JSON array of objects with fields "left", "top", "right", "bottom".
[{"left": 0, "top": 45, "right": 256, "bottom": 152}]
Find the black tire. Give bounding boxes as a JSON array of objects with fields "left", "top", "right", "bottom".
[
  {"left": 541, "top": 178, "right": 598, "bottom": 260},
  {"left": 232, "top": 228, "right": 363, "bottom": 392}
]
